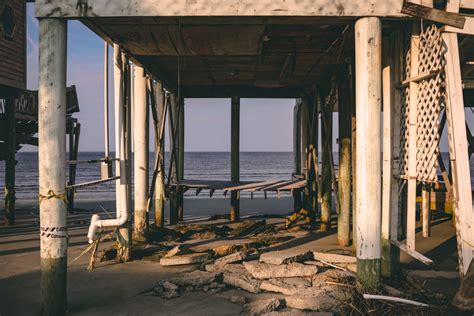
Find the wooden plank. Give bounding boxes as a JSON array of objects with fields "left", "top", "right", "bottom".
[
  {"left": 391, "top": 240, "right": 434, "bottom": 265},
  {"left": 36, "top": 0, "right": 407, "bottom": 18},
  {"left": 421, "top": 185, "right": 431, "bottom": 237},
  {"left": 460, "top": 0, "right": 474, "bottom": 9},
  {"left": 442, "top": 31, "right": 474, "bottom": 276},
  {"left": 401, "top": 1, "right": 465, "bottom": 28},
  {"left": 442, "top": 16, "right": 474, "bottom": 35}
]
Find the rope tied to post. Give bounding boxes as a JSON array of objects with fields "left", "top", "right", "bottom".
[{"left": 38, "top": 189, "right": 68, "bottom": 205}]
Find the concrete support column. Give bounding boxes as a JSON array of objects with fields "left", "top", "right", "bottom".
[
  {"left": 230, "top": 96, "right": 240, "bottom": 222},
  {"left": 154, "top": 81, "right": 165, "bottom": 228},
  {"left": 4, "top": 89, "right": 16, "bottom": 225},
  {"left": 337, "top": 68, "right": 352, "bottom": 246},
  {"left": 38, "top": 18, "right": 68, "bottom": 315},
  {"left": 320, "top": 91, "right": 332, "bottom": 232},
  {"left": 355, "top": 17, "right": 383, "bottom": 288},
  {"left": 133, "top": 65, "right": 149, "bottom": 236},
  {"left": 168, "top": 94, "right": 179, "bottom": 225}
]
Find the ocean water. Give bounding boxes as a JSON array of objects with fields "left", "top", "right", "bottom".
[
  {"left": 0, "top": 152, "right": 472, "bottom": 201},
  {"left": 0, "top": 152, "right": 294, "bottom": 201}
]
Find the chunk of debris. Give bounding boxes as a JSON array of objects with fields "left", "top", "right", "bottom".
[
  {"left": 244, "top": 261, "right": 318, "bottom": 280},
  {"left": 231, "top": 220, "right": 267, "bottom": 237},
  {"left": 160, "top": 252, "right": 209, "bottom": 266},
  {"left": 230, "top": 295, "right": 247, "bottom": 304},
  {"left": 167, "top": 270, "right": 219, "bottom": 287},
  {"left": 243, "top": 298, "right": 283, "bottom": 316},
  {"left": 285, "top": 286, "right": 353, "bottom": 312},
  {"left": 260, "top": 249, "right": 313, "bottom": 265},
  {"left": 263, "top": 310, "right": 333, "bottom": 316},
  {"left": 152, "top": 281, "right": 180, "bottom": 299},
  {"left": 214, "top": 251, "right": 246, "bottom": 267},
  {"left": 313, "top": 252, "right": 356, "bottom": 264},
  {"left": 311, "top": 269, "right": 356, "bottom": 287},
  {"left": 217, "top": 264, "right": 262, "bottom": 293},
  {"left": 453, "top": 262, "right": 474, "bottom": 312},
  {"left": 260, "top": 278, "right": 312, "bottom": 296},
  {"left": 162, "top": 281, "right": 178, "bottom": 292},
  {"left": 163, "top": 244, "right": 191, "bottom": 258}
]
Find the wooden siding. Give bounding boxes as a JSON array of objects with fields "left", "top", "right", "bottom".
[{"left": 0, "top": 0, "right": 26, "bottom": 90}]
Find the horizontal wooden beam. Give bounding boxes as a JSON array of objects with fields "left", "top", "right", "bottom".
[
  {"left": 180, "top": 85, "right": 303, "bottom": 98},
  {"left": 401, "top": 1, "right": 465, "bottom": 28},
  {"left": 443, "top": 16, "right": 474, "bottom": 35},
  {"left": 36, "top": 0, "right": 407, "bottom": 18}
]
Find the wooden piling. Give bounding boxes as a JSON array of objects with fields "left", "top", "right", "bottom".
[
  {"left": 293, "top": 101, "right": 302, "bottom": 212},
  {"left": 306, "top": 93, "right": 318, "bottom": 225},
  {"left": 4, "top": 89, "right": 16, "bottom": 225},
  {"left": 38, "top": 18, "right": 68, "bottom": 315},
  {"left": 300, "top": 98, "right": 309, "bottom": 207},
  {"left": 177, "top": 98, "right": 185, "bottom": 221},
  {"left": 355, "top": 17, "right": 383, "bottom": 289},
  {"left": 168, "top": 94, "right": 179, "bottom": 225},
  {"left": 230, "top": 96, "right": 240, "bottom": 222},
  {"left": 320, "top": 91, "right": 332, "bottom": 232},
  {"left": 337, "top": 68, "right": 352, "bottom": 247},
  {"left": 133, "top": 65, "right": 149, "bottom": 236},
  {"left": 381, "top": 31, "right": 402, "bottom": 278},
  {"left": 154, "top": 81, "right": 165, "bottom": 228}
]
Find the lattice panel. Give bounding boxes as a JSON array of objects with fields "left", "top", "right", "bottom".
[{"left": 400, "top": 24, "right": 445, "bottom": 183}]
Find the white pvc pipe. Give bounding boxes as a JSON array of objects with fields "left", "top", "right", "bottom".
[{"left": 87, "top": 44, "right": 128, "bottom": 243}]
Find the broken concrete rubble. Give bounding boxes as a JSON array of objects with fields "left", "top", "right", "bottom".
[
  {"left": 160, "top": 252, "right": 209, "bottom": 266},
  {"left": 260, "top": 249, "right": 314, "bottom": 265},
  {"left": 260, "top": 278, "right": 312, "bottom": 296},
  {"left": 243, "top": 298, "right": 283, "bottom": 316},
  {"left": 244, "top": 261, "right": 318, "bottom": 279},
  {"left": 163, "top": 244, "right": 191, "bottom": 258},
  {"left": 214, "top": 251, "right": 246, "bottom": 266},
  {"left": 263, "top": 310, "right": 333, "bottom": 316},
  {"left": 220, "top": 264, "right": 262, "bottom": 293},
  {"left": 167, "top": 270, "right": 219, "bottom": 287},
  {"left": 312, "top": 252, "right": 356, "bottom": 264},
  {"left": 285, "top": 285, "right": 353, "bottom": 312}
]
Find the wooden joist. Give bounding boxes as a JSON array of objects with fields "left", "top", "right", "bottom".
[{"left": 401, "top": 1, "right": 466, "bottom": 28}]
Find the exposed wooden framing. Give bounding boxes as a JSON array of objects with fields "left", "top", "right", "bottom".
[
  {"left": 67, "top": 120, "right": 80, "bottom": 213},
  {"left": 230, "top": 96, "right": 240, "bottom": 222},
  {"left": 442, "top": 31, "right": 474, "bottom": 276},
  {"left": 355, "top": 17, "right": 382, "bottom": 288},
  {"left": 36, "top": 0, "right": 408, "bottom": 18},
  {"left": 460, "top": 0, "right": 474, "bottom": 8},
  {"left": 391, "top": 240, "right": 433, "bottom": 265},
  {"left": 133, "top": 65, "right": 149, "bottom": 236},
  {"left": 320, "top": 90, "right": 332, "bottom": 232},
  {"left": 442, "top": 17, "right": 474, "bottom": 35},
  {"left": 337, "top": 66, "right": 352, "bottom": 247},
  {"left": 406, "top": 23, "right": 420, "bottom": 252},
  {"left": 38, "top": 18, "right": 68, "bottom": 315},
  {"left": 382, "top": 30, "right": 403, "bottom": 278},
  {"left": 4, "top": 89, "right": 16, "bottom": 225},
  {"left": 401, "top": 1, "right": 465, "bottom": 28},
  {"left": 351, "top": 102, "right": 357, "bottom": 252}
]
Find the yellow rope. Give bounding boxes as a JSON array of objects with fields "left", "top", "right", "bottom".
[{"left": 38, "top": 189, "right": 68, "bottom": 205}]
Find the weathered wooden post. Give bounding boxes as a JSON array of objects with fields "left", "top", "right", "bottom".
[
  {"left": 4, "top": 89, "right": 16, "bottom": 225},
  {"left": 355, "top": 17, "right": 382, "bottom": 288},
  {"left": 169, "top": 93, "right": 179, "bottom": 224},
  {"left": 113, "top": 45, "right": 131, "bottom": 261},
  {"left": 337, "top": 67, "right": 352, "bottom": 246},
  {"left": 300, "top": 98, "right": 309, "bottom": 207},
  {"left": 231, "top": 96, "right": 240, "bottom": 222},
  {"left": 306, "top": 93, "right": 318, "bottom": 225},
  {"left": 133, "top": 65, "right": 149, "bottom": 236},
  {"left": 38, "top": 18, "right": 68, "bottom": 315},
  {"left": 293, "top": 101, "right": 302, "bottom": 212},
  {"left": 320, "top": 91, "right": 332, "bottom": 232},
  {"left": 154, "top": 81, "right": 165, "bottom": 228},
  {"left": 177, "top": 97, "right": 185, "bottom": 221},
  {"left": 381, "top": 31, "right": 402, "bottom": 278}
]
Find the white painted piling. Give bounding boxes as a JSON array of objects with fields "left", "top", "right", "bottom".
[
  {"left": 38, "top": 18, "right": 68, "bottom": 315},
  {"left": 355, "top": 17, "right": 383, "bottom": 288},
  {"left": 133, "top": 65, "right": 149, "bottom": 236}
]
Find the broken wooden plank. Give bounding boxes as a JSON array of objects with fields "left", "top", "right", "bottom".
[
  {"left": 401, "top": 1, "right": 465, "bottom": 28},
  {"left": 390, "top": 240, "right": 434, "bottom": 265}
]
